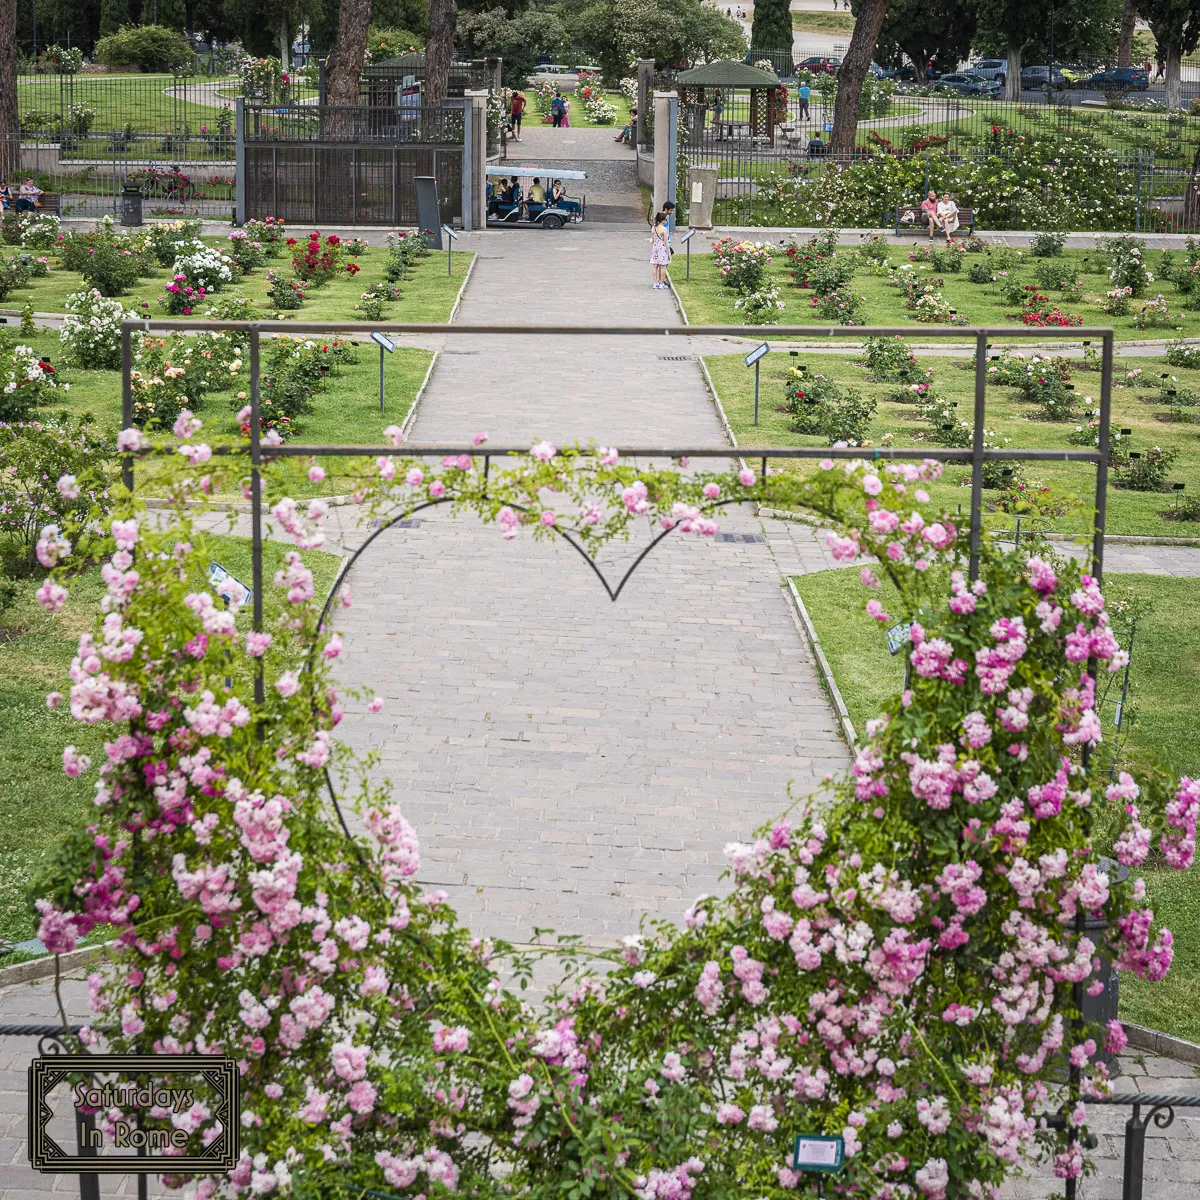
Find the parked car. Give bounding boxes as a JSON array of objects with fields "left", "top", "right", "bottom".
[
  {"left": 937, "top": 73, "right": 1002, "bottom": 97},
  {"left": 970, "top": 58, "right": 1008, "bottom": 83},
  {"left": 1086, "top": 66, "right": 1150, "bottom": 91},
  {"left": 881, "top": 64, "right": 939, "bottom": 82},
  {"left": 795, "top": 56, "right": 841, "bottom": 75},
  {"left": 1021, "top": 65, "right": 1068, "bottom": 89},
  {"left": 868, "top": 61, "right": 885, "bottom": 78}
]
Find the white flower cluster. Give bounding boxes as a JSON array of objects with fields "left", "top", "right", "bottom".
[
  {"left": 171, "top": 239, "right": 234, "bottom": 292},
  {"left": 59, "top": 288, "right": 136, "bottom": 369},
  {"left": 3, "top": 342, "right": 65, "bottom": 397}
]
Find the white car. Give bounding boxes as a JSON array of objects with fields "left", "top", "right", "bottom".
[{"left": 970, "top": 59, "right": 1008, "bottom": 83}]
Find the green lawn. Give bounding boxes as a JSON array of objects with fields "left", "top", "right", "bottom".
[
  {"left": 791, "top": 564, "right": 1200, "bottom": 1043},
  {"left": 792, "top": 11, "right": 856, "bottom": 34},
  {"left": 530, "top": 88, "right": 631, "bottom": 130},
  {"left": 18, "top": 73, "right": 235, "bottom": 135},
  {"left": 4, "top": 240, "right": 473, "bottom": 325},
  {"left": 0, "top": 539, "right": 340, "bottom": 955},
  {"left": 703, "top": 343, "right": 1200, "bottom": 538}
]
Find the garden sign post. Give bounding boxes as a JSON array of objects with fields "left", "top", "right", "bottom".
[{"left": 745, "top": 341, "right": 770, "bottom": 426}]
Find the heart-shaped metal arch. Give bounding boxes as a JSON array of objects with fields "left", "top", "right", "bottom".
[{"left": 310, "top": 494, "right": 740, "bottom": 854}]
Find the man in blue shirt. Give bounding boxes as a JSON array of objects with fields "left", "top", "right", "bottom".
[{"left": 798, "top": 82, "right": 811, "bottom": 121}]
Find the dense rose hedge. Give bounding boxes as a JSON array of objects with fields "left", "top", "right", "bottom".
[{"left": 31, "top": 417, "right": 1195, "bottom": 1199}]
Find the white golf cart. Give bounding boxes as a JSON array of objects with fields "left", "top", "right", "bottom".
[{"left": 486, "top": 166, "right": 587, "bottom": 229}]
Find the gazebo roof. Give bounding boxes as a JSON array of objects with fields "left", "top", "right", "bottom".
[{"left": 676, "top": 59, "right": 780, "bottom": 87}]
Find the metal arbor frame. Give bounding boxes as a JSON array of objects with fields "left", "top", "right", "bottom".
[{"left": 116, "top": 319, "right": 1133, "bottom": 1197}]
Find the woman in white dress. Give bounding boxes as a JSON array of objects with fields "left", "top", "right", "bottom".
[{"left": 936, "top": 193, "right": 959, "bottom": 245}]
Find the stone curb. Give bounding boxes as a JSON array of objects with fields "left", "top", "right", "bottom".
[
  {"left": 783, "top": 577, "right": 857, "bottom": 749},
  {"left": 1123, "top": 1022, "right": 1200, "bottom": 1068},
  {"left": 0, "top": 942, "right": 110, "bottom": 989}
]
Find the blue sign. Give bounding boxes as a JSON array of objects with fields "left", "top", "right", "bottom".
[
  {"left": 793, "top": 1134, "right": 844, "bottom": 1173},
  {"left": 886, "top": 622, "right": 912, "bottom": 656},
  {"left": 823, "top": 122, "right": 833, "bottom": 132}
]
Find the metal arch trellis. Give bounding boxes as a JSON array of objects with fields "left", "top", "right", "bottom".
[{"left": 119, "top": 320, "right": 1119, "bottom": 1199}]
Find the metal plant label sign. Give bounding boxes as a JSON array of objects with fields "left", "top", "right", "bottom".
[
  {"left": 28, "top": 1054, "right": 239, "bottom": 1173},
  {"left": 792, "top": 1133, "right": 844, "bottom": 1173}
]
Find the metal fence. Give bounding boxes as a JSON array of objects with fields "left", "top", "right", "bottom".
[{"left": 238, "top": 103, "right": 469, "bottom": 227}]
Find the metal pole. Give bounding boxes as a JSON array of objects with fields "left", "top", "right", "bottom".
[
  {"left": 379, "top": 343, "right": 385, "bottom": 414},
  {"left": 1136, "top": 157, "right": 1142, "bottom": 233},
  {"left": 448, "top": 238, "right": 452, "bottom": 276},
  {"left": 249, "top": 326, "right": 264, "bottom": 709},
  {"left": 1093, "top": 331, "right": 1113, "bottom": 584},
  {"left": 686, "top": 236, "right": 691, "bottom": 280},
  {"left": 967, "top": 331, "right": 987, "bottom": 580},
  {"left": 121, "top": 324, "right": 133, "bottom": 492},
  {"left": 753, "top": 358, "right": 760, "bottom": 426},
  {"left": 75, "top": 1108, "right": 99, "bottom": 1200},
  {"left": 1122, "top": 1106, "right": 1146, "bottom": 1200}
]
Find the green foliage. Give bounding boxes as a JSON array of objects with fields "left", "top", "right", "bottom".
[
  {"left": 80, "top": 240, "right": 145, "bottom": 296},
  {"left": 1031, "top": 230, "right": 1067, "bottom": 257},
  {"left": 812, "top": 285, "right": 866, "bottom": 324},
  {"left": 863, "top": 335, "right": 923, "bottom": 381},
  {"left": 1165, "top": 337, "right": 1200, "bottom": 368},
  {"left": 265, "top": 271, "right": 306, "bottom": 311},
  {"left": 0, "top": 418, "right": 114, "bottom": 573},
  {"left": 1114, "top": 445, "right": 1180, "bottom": 490},
  {"left": 455, "top": 10, "right": 567, "bottom": 86},
  {"left": 750, "top": 0, "right": 792, "bottom": 50},
  {"left": 785, "top": 368, "right": 876, "bottom": 442},
  {"left": 95, "top": 25, "right": 195, "bottom": 72}
]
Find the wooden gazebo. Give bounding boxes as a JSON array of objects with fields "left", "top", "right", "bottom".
[{"left": 677, "top": 59, "right": 782, "bottom": 140}]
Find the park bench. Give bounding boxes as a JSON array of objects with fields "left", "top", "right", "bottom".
[
  {"left": 4, "top": 192, "right": 59, "bottom": 215},
  {"left": 895, "top": 202, "right": 975, "bottom": 237}
]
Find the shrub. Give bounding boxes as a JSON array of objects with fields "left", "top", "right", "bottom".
[
  {"left": 910, "top": 290, "right": 966, "bottom": 324},
  {"left": 784, "top": 229, "right": 839, "bottom": 287},
  {"left": 1165, "top": 337, "right": 1200, "bottom": 368},
  {"left": 966, "top": 260, "right": 993, "bottom": 284},
  {"left": 863, "top": 335, "right": 921, "bottom": 381},
  {"left": 712, "top": 237, "right": 773, "bottom": 292},
  {"left": 931, "top": 246, "right": 965, "bottom": 273},
  {"left": 59, "top": 289, "right": 133, "bottom": 369},
  {"left": 0, "top": 338, "right": 66, "bottom": 422},
  {"left": 856, "top": 231, "right": 889, "bottom": 265},
  {"left": 1131, "top": 294, "right": 1176, "bottom": 330},
  {"left": 733, "top": 282, "right": 785, "bottom": 324},
  {"left": 999, "top": 275, "right": 1030, "bottom": 307},
  {"left": 143, "top": 219, "right": 204, "bottom": 266},
  {"left": 95, "top": 25, "right": 194, "bottom": 72},
  {"left": 1030, "top": 229, "right": 1066, "bottom": 256},
  {"left": 1019, "top": 359, "right": 1077, "bottom": 420},
  {"left": 260, "top": 334, "right": 358, "bottom": 421},
  {"left": 207, "top": 295, "right": 256, "bottom": 321},
  {"left": 243, "top": 216, "right": 287, "bottom": 253},
  {"left": 785, "top": 369, "right": 876, "bottom": 442},
  {"left": 1034, "top": 259, "right": 1076, "bottom": 290},
  {"left": 19, "top": 213, "right": 60, "bottom": 251},
  {"left": 128, "top": 336, "right": 196, "bottom": 428},
  {"left": 266, "top": 270, "right": 306, "bottom": 310},
  {"left": 355, "top": 291, "right": 386, "bottom": 320},
  {"left": 383, "top": 229, "right": 431, "bottom": 281},
  {"left": 346, "top": 237, "right": 370, "bottom": 256},
  {"left": 227, "top": 231, "right": 267, "bottom": 273},
  {"left": 1101, "top": 234, "right": 1152, "bottom": 295},
  {"left": 171, "top": 240, "right": 234, "bottom": 292},
  {"left": 1114, "top": 445, "right": 1178, "bottom": 490},
  {"left": 807, "top": 255, "right": 856, "bottom": 296},
  {"left": 811, "top": 285, "right": 865, "bottom": 324},
  {"left": 0, "top": 417, "right": 113, "bottom": 572},
  {"left": 289, "top": 231, "right": 347, "bottom": 286},
  {"left": 80, "top": 239, "right": 144, "bottom": 295},
  {"left": 159, "top": 272, "right": 207, "bottom": 315},
  {"left": 1102, "top": 286, "right": 1133, "bottom": 315}
]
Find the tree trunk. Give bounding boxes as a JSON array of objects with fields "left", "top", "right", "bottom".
[
  {"left": 279, "top": 21, "right": 290, "bottom": 77},
  {"left": 1116, "top": 1, "right": 1137, "bottom": 67},
  {"left": 0, "top": 0, "right": 18, "bottom": 182},
  {"left": 323, "top": 0, "right": 371, "bottom": 107},
  {"left": 1004, "top": 35, "right": 1020, "bottom": 101},
  {"left": 829, "top": 0, "right": 889, "bottom": 156},
  {"left": 425, "top": 0, "right": 455, "bottom": 107},
  {"left": 1183, "top": 134, "right": 1200, "bottom": 228},
  {"left": 1165, "top": 40, "right": 1182, "bottom": 110}
]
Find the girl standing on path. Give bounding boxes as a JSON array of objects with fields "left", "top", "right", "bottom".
[{"left": 650, "top": 211, "right": 671, "bottom": 288}]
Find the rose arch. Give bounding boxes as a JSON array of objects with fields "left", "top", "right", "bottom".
[{"left": 24, "top": 322, "right": 1200, "bottom": 1200}]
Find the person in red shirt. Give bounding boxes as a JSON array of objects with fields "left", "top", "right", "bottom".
[
  {"left": 510, "top": 91, "right": 526, "bottom": 141},
  {"left": 920, "top": 189, "right": 939, "bottom": 238}
]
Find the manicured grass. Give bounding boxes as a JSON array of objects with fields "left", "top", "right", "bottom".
[
  {"left": 791, "top": 564, "right": 1200, "bottom": 1043},
  {"left": 17, "top": 73, "right": 236, "bottom": 134},
  {"left": 0, "top": 540, "right": 340, "bottom": 953},
  {"left": 529, "top": 89, "right": 632, "bottom": 130},
  {"left": 3, "top": 240, "right": 473, "bottom": 325},
  {"left": 703, "top": 344, "right": 1200, "bottom": 538},
  {"left": 675, "top": 244, "right": 1200, "bottom": 341},
  {"left": 792, "top": 11, "right": 856, "bottom": 34}
]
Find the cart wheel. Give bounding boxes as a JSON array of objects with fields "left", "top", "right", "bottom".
[{"left": 542, "top": 214, "right": 563, "bottom": 230}]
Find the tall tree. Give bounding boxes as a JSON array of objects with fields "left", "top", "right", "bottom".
[
  {"left": 970, "top": 0, "right": 1043, "bottom": 99},
  {"left": 1140, "top": 0, "right": 1200, "bottom": 109},
  {"left": 875, "top": 0, "right": 976, "bottom": 81},
  {"left": 1117, "top": 0, "right": 1138, "bottom": 63},
  {"left": 831, "top": 0, "right": 889, "bottom": 155},
  {"left": 0, "top": 0, "right": 17, "bottom": 183},
  {"left": 424, "top": 0, "right": 454, "bottom": 104},
  {"left": 325, "top": 0, "right": 372, "bottom": 105},
  {"left": 749, "top": 0, "right": 792, "bottom": 53}
]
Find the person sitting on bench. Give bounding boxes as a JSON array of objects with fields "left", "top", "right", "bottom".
[
  {"left": 16, "top": 179, "right": 42, "bottom": 211},
  {"left": 807, "top": 133, "right": 828, "bottom": 156}
]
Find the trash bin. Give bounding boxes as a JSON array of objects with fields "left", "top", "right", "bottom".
[{"left": 120, "top": 184, "right": 143, "bottom": 228}]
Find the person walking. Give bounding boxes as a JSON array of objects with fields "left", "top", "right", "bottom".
[
  {"left": 551, "top": 91, "right": 565, "bottom": 127},
  {"left": 509, "top": 89, "right": 526, "bottom": 141},
  {"left": 650, "top": 211, "right": 671, "bottom": 288},
  {"left": 561, "top": 96, "right": 571, "bottom": 127},
  {"left": 798, "top": 80, "right": 811, "bottom": 121},
  {"left": 1157, "top": 59, "right": 1166, "bottom": 82}
]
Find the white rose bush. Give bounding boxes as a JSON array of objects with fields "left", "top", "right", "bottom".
[{"left": 30, "top": 422, "right": 1198, "bottom": 1199}]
